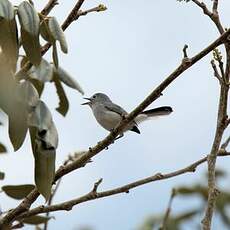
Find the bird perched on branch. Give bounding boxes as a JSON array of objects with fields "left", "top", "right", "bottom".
[{"left": 82, "top": 93, "right": 172, "bottom": 137}]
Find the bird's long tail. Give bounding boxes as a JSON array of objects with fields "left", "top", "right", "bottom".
[{"left": 135, "top": 106, "right": 173, "bottom": 124}]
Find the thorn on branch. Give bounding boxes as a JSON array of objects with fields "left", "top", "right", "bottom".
[{"left": 92, "top": 178, "right": 103, "bottom": 193}]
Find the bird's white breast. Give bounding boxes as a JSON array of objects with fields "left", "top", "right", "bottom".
[{"left": 92, "top": 104, "right": 122, "bottom": 131}]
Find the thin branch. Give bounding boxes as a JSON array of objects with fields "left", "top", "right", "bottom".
[
  {"left": 191, "top": 0, "right": 224, "bottom": 34},
  {"left": 191, "top": 0, "right": 212, "bottom": 18},
  {"left": 221, "top": 136, "right": 230, "bottom": 150},
  {"left": 212, "top": 0, "right": 218, "bottom": 15},
  {"left": 77, "top": 4, "right": 107, "bottom": 17},
  {"left": 191, "top": 1, "right": 230, "bottom": 229},
  {"left": 1, "top": 29, "right": 230, "bottom": 228},
  {"left": 43, "top": 179, "right": 61, "bottom": 230},
  {"left": 211, "top": 60, "right": 223, "bottom": 84},
  {"left": 40, "top": 0, "right": 59, "bottom": 16},
  {"left": 160, "top": 189, "right": 177, "bottom": 230},
  {"left": 17, "top": 151, "right": 230, "bottom": 219}
]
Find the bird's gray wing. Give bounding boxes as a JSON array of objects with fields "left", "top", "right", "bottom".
[
  {"left": 104, "top": 102, "right": 128, "bottom": 116},
  {"left": 104, "top": 102, "right": 138, "bottom": 126}
]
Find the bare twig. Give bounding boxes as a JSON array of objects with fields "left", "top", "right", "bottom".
[
  {"left": 77, "top": 4, "right": 107, "bottom": 17},
  {"left": 160, "top": 189, "right": 177, "bottom": 230},
  {"left": 92, "top": 178, "right": 103, "bottom": 193},
  {"left": 40, "top": 0, "right": 59, "bottom": 16},
  {"left": 221, "top": 136, "right": 230, "bottom": 150},
  {"left": 191, "top": 0, "right": 224, "bottom": 34},
  {"left": 211, "top": 60, "right": 223, "bottom": 84},
  {"left": 43, "top": 179, "right": 61, "bottom": 230},
  {"left": 1, "top": 29, "right": 230, "bottom": 228},
  {"left": 183, "top": 44, "right": 189, "bottom": 58},
  {"left": 17, "top": 151, "right": 230, "bottom": 220},
  {"left": 190, "top": 1, "right": 230, "bottom": 229},
  {"left": 212, "top": 0, "right": 218, "bottom": 15}
]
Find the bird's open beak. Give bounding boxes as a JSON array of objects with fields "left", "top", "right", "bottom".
[{"left": 81, "top": 97, "right": 91, "bottom": 105}]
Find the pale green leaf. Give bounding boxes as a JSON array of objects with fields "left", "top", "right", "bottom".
[
  {"left": 17, "top": 1, "right": 41, "bottom": 66},
  {"left": 52, "top": 42, "right": 59, "bottom": 68},
  {"left": 23, "top": 215, "right": 51, "bottom": 225},
  {"left": 40, "top": 19, "right": 54, "bottom": 43},
  {"left": 0, "top": 18, "right": 19, "bottom": 72},
  {"left": 54, "top": 66, "right": 84, "bottom": 95},
  {"left": 53, "top": 74, "right": 69, "bottom": 116},
  {"left": 48, "top": 17, "right": 68, "bottom": 53},
  {"left": 8, "top": 81, "right": 39, "bottom": 151},
  {"left": 30, "top": 127, "right": 56, "bottom": 201},
  {"left": 2, "top": 184, "right": 35, "bottom": 199},
  {"left": 0, "top": 0, "right": 14, "bottom": 20},
  {"left": 29, "top": 58, "right": 53, "bottom": 82},
  {"left": 17, "top": 1, "right": 39, "bottom": 34}
]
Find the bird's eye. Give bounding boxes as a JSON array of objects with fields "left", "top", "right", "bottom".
[{"left": 93, "top": 95, "right": 96, "bottom": 99}]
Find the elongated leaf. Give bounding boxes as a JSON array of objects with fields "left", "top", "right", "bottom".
[
  {"left": 0, "top": 0, "right": 18, "bottom": 72},
  {"left": 29, "top": 79, "right": 44, "bottom": 97},
  {"left": 53, "top": 74, "right": 69, "bottom": 116},
  {"left": 0, "top": 143, "right": 7, "bottom": 153},
  {"left": 40, "top": 19, "right": 54, "bottom": 43},
  {"left": 28, "top": 100, "right": 53, "bottom": 132},
  {"left": 33, "top": 143, "right": 56, "bottom": 201},
  {"left": 8, "top": 81, "right": 39, "bottom": 151},
  {"left": 2, "top": 184, "right": 35, "bottom": 199},
  {"left": 20, "top": 28, "right": 41, "bottom": 66},
  {"left": 23, "top": 215, "right": 51, "bottom": 225},
  {"left": 8, "top": 103, "right": 27, "bottom": 151},
  {"left": 30, "top": 127, "right": 56, "bottom": 201},
  {"left": 17, "top": 1, "right": 41, "bottom": 66},
  {"left": 0, "top": 0, "right": 14, "bottom": 20},
  {"left": 17, "top": 1, "right": 39, "bottom": 35},
  {"left": 48, "top": 17, "right": 68, "bottom": 53},
  {"left": 52, "top": 42, "right": 59, "bottom": 68},
  {"left": 17, "top": 80, "right": 39, "bottom": 108},
  {"left": 54, "top": 66, "right": 84, "bottom": 95},
  {"left": 0, "top": 171, "right": 5, "bottom": 180},
  {"left": 29, "top": 59, "right": 53, "bottom": 82},
  {"left": 28, "top": 101, "right": 58, "bottom": 200}
]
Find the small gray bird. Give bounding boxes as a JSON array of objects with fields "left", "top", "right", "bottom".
[{"left": 82, "top": 93, "right": 172, "bottom": 136}]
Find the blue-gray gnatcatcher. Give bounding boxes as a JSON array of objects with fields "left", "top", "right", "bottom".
[{"left": 82, "top": 93, "right": 172, "bottom": 135}]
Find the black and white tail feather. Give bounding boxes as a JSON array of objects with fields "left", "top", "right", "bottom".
[{"left": 131, "top": 106, "right": 173, "bottom": 134}]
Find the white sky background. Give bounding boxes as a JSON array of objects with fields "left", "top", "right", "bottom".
[{"left": 1, "top": 0, "right": 230, "bottom": 229}]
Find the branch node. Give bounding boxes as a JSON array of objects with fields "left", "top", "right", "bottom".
[
  {"left": 92, "top": 178, "right": 103, "bottom": 193},
  {"left": 154, "top": 173, "right": 164, "bottom": 179},
  {"left": 214, "top": 187, "right": 220, "bottom": 197},
  {"left": 211, "top": 59, "right": 223, "bottom": 84}
]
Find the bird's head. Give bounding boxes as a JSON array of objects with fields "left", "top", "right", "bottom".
[{"left": 82, "top": 93, "right": 111, "bottom": 106}]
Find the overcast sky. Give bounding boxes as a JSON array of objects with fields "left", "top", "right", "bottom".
[{"left": 1, "top": 0, "right": 230, "bottom": 229}]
